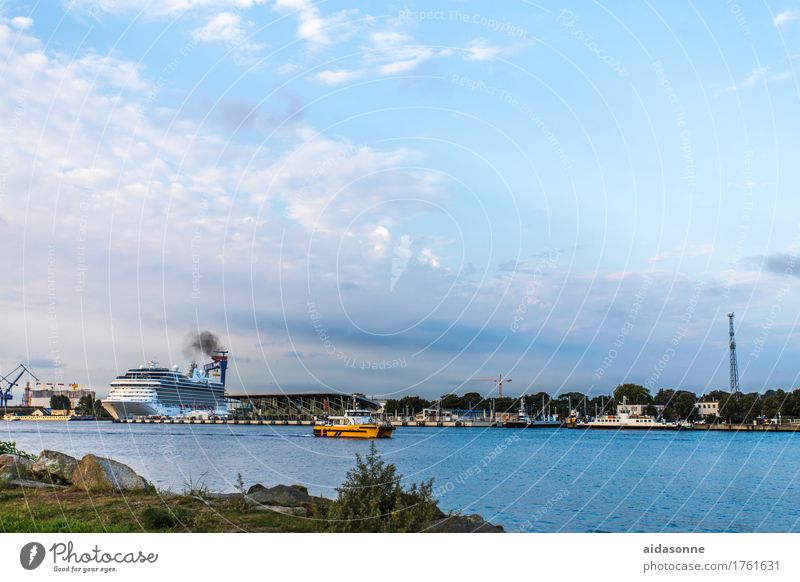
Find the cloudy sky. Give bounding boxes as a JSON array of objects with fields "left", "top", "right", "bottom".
[{"left": 1, "top": 1, "right": 800, "bottom": 399}]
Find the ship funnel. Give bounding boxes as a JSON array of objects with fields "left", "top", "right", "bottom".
[{"left": 203, "top": 351, "right": 229, "bottom": 385}]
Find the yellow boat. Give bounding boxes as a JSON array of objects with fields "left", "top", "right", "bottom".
[{"left": 313, "top": 408, "right": 395, "bottom": 439}]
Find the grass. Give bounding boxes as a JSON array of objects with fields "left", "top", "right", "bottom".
[{"left": 0, "top": 488, "right": 328, "bottom": 533}]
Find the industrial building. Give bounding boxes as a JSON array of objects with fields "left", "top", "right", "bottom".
[
  {"left": 227, "top": 392, "right": 381, "bottom": 420},
  {"left": 22, "top": 381, "right": 95, "bottom": 409}
]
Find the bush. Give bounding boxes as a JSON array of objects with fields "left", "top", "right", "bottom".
[
  {"left": 0, "top": 441, "right": 35, "bottom": 460},
  {"left": 324, "top": 443, "right": 440, "bottom": 532},
  {"left": 140, "top": 506, "right": 189, "bottom": 530}
]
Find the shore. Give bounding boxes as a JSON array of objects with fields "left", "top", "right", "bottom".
[{"left": 0, "top": 447, "right": 503, "bottom": 533}]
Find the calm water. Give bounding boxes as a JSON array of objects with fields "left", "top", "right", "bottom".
[{"left": 4, "top": 421, "right": 800, "bottom": 532}]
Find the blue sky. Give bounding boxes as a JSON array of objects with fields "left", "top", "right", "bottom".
[{"left": 1, "top": 1, "right": 800, "bottom": 399}]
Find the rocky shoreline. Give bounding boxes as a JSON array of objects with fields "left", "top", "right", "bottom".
[{"left": 0, "top": 449, "right": 504, "bottom": 533}]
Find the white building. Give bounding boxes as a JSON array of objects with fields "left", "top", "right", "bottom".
[{"left": 695, "top": 401, "right": 719, "bottom": 417}]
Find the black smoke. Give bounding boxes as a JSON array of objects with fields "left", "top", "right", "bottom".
[{"left": 183, "top": 331, "right": 225, "bottom": 358}]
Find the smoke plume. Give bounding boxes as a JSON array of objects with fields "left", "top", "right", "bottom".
[{"left": 183, "top": 331, "right": 224, "bottom": 357}]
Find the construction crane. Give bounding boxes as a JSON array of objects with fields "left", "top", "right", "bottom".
[
  {"left": 0, "top": 364, "right": 39, "bottom": 415},
  {"left": 471, "top": 372, "right": 512, "bottom": 399},
  {"left": 728, "top": 312, "right": 741, "bottom": 399}
]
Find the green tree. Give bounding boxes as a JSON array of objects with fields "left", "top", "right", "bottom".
[
  {"left": 75, "top": 394, "right": 95, "bottom": 416},
  {"left": 653, "top": 388, "right": 675, "bottom": 405},
  {"left": 613, "top": 383, "right": 652, "bottom": 405},
  {"left": 671, "top": 391, "right": 697, "bottom": 420},
  {"left": 383, "top": 396, "right": 431, "bottom": 416},
  {"left": 761, "top": 396, "right": 781, "bottom": 419},
  {"left": 49, "top": 394, "right": 71, "bottom": 411},
  {"left": 93, "top": 399, "right": 112, "bottom": 418},
  {"left": 325, "top": 443, "right": 440, "bottom": 532}
]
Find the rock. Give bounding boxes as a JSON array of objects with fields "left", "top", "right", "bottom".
[
  {"left": 428, "top": 514, "right": 505, "bottom": 533},
  {"left": 0, "top": 453, "right": 24, "bottom": 468},
  {"left": 0, "top": 457, "right": 33, "bottom": 483},
  {"left": 253, "top": 504, "right": 308, "bottom": 517},
  {"left": 71, "top": 454, "right": 149, "bottom": 492},
  {"left": 4, "top": 478, "right": 68, "bottom": 490},
  {"left": 31, "top": 450, "right": 79, "bottom": 484},
  {"left": 245, "top": 484, "right": 312, "bottom": 508}
]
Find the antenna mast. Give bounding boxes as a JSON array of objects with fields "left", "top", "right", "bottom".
[{"left": 728, "top": 312, "right": 741, "bottom": 399}]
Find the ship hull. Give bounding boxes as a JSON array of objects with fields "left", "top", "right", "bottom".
[
  {"left": 574, "top": 423, "right": 679, "bottom": 430},
  {"left": 313, "top": 423, "right": 394, "bottom": 438},
  {"left": 102, "top": 400, "right": 161, "bottom": 420},
  {"left": 102, "top": 400, "right": 228, "bottom": 420}
]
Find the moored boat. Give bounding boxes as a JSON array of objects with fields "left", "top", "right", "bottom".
[
  {"left": 503, "top": 396, "right": 561, "bottom": 428},
  {"left": 573, "top": 397, "right": 678, "bottom": 430}
]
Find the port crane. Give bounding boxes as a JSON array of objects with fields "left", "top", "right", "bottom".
[
  {"left": 471, "top": 372, "right": 512, "bottom": 399},
  {"left": 0, "top": 364, "right": 39, "bottom": 416}
]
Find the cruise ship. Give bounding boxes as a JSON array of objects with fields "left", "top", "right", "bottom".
[{"left": 102, "top": 351, "right": 229, "bottom": 420}]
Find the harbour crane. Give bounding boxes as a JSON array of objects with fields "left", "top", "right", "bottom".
[
  {"left": 0, "top": 364, "right": 39, "bottom": 416},
  {"left": 471, "top": 372, "right": 512, "bottom": 399}
]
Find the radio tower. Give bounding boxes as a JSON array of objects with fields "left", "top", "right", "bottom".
[{"left": 728, "top": 312, "right": 741, "bottom": 399}]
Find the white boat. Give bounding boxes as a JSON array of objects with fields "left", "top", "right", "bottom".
[
  {"left": 102, "top": 352, "right": 229, "bottom": 420},
  {"left": 577, "top": 397, "right": 677, "bottom": 430}
]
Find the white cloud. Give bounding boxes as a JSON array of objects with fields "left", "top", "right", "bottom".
[
  {"left": 63, "top": 0, "right": 268, "bottom": 18},
  {"left": 463, "top": 38, "right": 502, "bottom": 61},
  {"left": 273, "top": 0, "right": 359, "bottom": 50},
  {"left": 192, "top": 11, "right": 264, "bottom": 55},
  {"left": 774, "top": 10, "right": 800, "bottom": 28},
  {"left": 310, "top": 68, "right": 362, "bottom": 85},
  {"left": 725, "top": 66, "right": 791, "bottom": 92},
  {"left": 0, "top": 22, "right": 459, "bottom": 394},
  {"left": 10, "top": 16, "right": 34, "bottom": 30},
  {"left": 648, "top": 244, "right": 714, "bottom": 264},
  {"left": 366, "top": 30, "right": 433, "bottom": 75},
  {"left": 418, "top": 248, "right": 440, "bottom": 269},
  {"left": 277, "top": 62, "right": 299, "bottom": 74},
  {"left": 65, "top": 53, "right": 152, "bottom": 92}
]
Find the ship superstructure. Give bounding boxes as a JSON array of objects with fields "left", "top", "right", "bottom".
[{"left": 102, "top": 351, "right": 229, "bottom": 420}]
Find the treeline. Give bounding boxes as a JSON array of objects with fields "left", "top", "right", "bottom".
[
  {"left": 383, "top": 383, "right": 800, "bottom": 423},
  {"left": 49, "top": 394, "right": 112, "bottom": 418}
]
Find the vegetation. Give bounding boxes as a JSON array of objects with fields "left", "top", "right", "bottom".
[
  {"left": 383, "top": 383, "right": 800, "bottom": 424},
  {"left": 49, "top": 394, "right": 71, "bottom": 411},
  {"left": 0, "top": 488, "right": 318, "bottom": 533},
  {"left": 75, "top": 394, "right": 111, "bottom": 418},
  {"left": 0, "top": 446, "right": 463, "bottom": 533},
  {"left": 323, "top": 443, "right": 440, "bottom": 532},
  {"left": 0, "top": 441, "right": 35, "bottom": 460},
  {"left": 613, "top": 383, "right": 652, "bottom": 405}
]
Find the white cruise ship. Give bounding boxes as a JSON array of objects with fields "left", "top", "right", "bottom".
[{"left": 102, "top": 352, "right": 229, "bottom": 420}]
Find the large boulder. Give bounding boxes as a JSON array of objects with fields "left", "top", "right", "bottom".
[
  {"left": 31, "top": 450, "right": 79, "bottom": 484},
  {"left": 428, "top": 514, "right": 505, "bottom": 533},
  {"left": 0, "top": 456, "right": 33, "bottom": 483},
  {"left": 245, "top": 484, "right": 312, "bottom": 507},
  {"left": 71, "top": 455, "right": 149, "bottom": 492}
]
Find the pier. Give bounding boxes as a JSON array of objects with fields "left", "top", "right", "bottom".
[
  {"left": 109, "top": 418, "right": 800, "bottom": 430},
  {"left": 112, "top": 418, "right": 498, "bottom": 427}
]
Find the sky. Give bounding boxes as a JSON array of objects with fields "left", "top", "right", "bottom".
[{"left": 1, "top": 0, "right": 800, "bottom": 400}]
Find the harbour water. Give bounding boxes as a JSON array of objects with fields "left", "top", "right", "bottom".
[{"left": 4, "top": 422, "right": 800, "bottom": 532}]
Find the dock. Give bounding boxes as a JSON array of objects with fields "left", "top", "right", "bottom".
[
  {"left": 112, "top": 418, "right": 498, "bottom": 427},
  {"left": 109, "top": 419, "right": 800, "bottom": 431}
]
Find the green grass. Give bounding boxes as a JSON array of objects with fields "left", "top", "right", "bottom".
[{"left": 0, "top": 488, "right": 328, "bottom": 533}]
